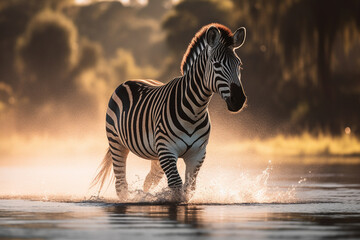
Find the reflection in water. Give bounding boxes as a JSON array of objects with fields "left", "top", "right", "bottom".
[
  {"left": 1, "top": 200, "right": 360, "bottom": 239},
  {"left": 107, "top": 204, "right": 205, "bottom": 227}
]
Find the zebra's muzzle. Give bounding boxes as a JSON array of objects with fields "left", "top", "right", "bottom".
[{"left": 226, "top": 83, "right": 246, "bottom": 112}]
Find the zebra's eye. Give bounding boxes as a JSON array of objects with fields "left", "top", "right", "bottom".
[{"left": 214, "top": 62, "right": 221, "bottom": 68}]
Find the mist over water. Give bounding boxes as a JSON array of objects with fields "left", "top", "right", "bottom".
[
  {"left": 0, "top": 157, "right": 302, "bottom": 204},
  {"left": 1, "top": 131, "right": 358, "bottom": 206}
]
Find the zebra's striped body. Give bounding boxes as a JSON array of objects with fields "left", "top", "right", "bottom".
[
  {"left": 93, "top": 23, "right": 247, "bottom": 201},
  {"left": 108, "top": 78, "right": 211, "bottom": 160}
]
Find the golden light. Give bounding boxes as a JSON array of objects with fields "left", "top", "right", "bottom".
[
  {"left": 74, "top": 0, "right": 91, "bottom": 5},
  {"left": 345, "top": 127, "right": 351, "bottom": 135}
]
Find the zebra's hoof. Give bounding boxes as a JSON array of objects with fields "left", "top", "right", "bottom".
[
  {"left": 184, "top": 189, "right": 195, "bottom": 202},
  {"left": 116, "top": 186, "right": 129, "bottom": 202},
  {"left": 171, "top": 187, "right": 185, "bottom": 202},
  {"left": 116, "top": 192, "right": 128, "bottom": 202}
]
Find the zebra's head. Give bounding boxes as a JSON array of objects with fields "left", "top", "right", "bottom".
[{"left": 204, "top": 25, "right": 247, "bottom": 112}]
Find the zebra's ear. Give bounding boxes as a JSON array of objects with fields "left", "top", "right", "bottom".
[
  {"left": 233, "top": 27, "right": 246, "bottom": 49},
  {"left": 205, "top": 26, "right": 221, "bottom": 48}
]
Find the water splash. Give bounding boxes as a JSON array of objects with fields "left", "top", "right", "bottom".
[
  {"left": 190, "top": 163, "right": 299, "bottom": 204},
  {"left": 87, "top": 162, "right": 306, "bottom": 204},
  {"left": 0, "top": 162, "right": 307, "bottom": 204}
]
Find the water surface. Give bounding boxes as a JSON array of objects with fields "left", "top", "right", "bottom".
[{"left": 1, "top": 164, "right": 360, "bottom": 239}]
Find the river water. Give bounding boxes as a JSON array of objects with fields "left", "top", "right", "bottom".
[{"left": 0, "top": 163, "right": 359, "bottom": 239}]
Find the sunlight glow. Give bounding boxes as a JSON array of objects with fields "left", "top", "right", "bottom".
[
  {"left": 74, "top": 0, "right": 92, "bottom": 5},
  {"left": 345, "top": 127, "right": 351, "bottom": 135},
  {"left": 0, "top": 163, "right": 300, "bottom": 204},
  {"left": 74, "top": 0, "right": 149, "bottom": 6},
  {"left": 0, "top": 132, "right": 359, "bottom": 203}
]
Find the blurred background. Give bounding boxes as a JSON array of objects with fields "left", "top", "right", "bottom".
[{"left": 0, "top": 0, "right": 360, "bottom": 175}]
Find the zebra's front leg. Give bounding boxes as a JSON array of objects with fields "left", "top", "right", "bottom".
[
  {"left": 158, "top": 154, "right": 183, "bottom": 200},
  {"left": 183, "top": 151, "right": 206, "bottom": 201},
  {"left": 109, "top": 144, "right": 130, "bottom": 201}
]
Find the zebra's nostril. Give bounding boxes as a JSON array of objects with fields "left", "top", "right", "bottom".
[{"left": 226, "top": 83, "right": 246, "bottom": 112}]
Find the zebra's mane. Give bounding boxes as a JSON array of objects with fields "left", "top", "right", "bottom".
[{"left": 180, "top": 23, "right": 234, "bottom": 75}]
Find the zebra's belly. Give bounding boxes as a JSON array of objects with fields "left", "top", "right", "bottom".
[
  {"left": 113, "top": 109, "right": 157, "bottom": 159},
  {"left": 119, "top": 124, "right": 158, "bottom": 160}
]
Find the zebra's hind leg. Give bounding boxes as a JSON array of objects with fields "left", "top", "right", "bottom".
[
  {"left": 143, "top": 160, "right": 164, "bottom": 192},
  {"left": 109, "top": 143, "right": 130, "bottom": 201}
]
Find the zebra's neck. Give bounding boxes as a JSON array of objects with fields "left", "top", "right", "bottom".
[{"left": 180, "top": 48, "right": 213, "bottom": 118}]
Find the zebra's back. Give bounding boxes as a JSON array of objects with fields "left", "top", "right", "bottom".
[{"left": 106, "top": 79, "right": 165, "bottom": 160}]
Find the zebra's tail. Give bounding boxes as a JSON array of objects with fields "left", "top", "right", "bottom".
[{"left": 90, "top": 148, "right": 114, "bottom": 195}]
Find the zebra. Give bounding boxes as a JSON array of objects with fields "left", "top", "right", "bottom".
[{"left": 92, "top": 23, "right": 247, "bottom": 201}]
